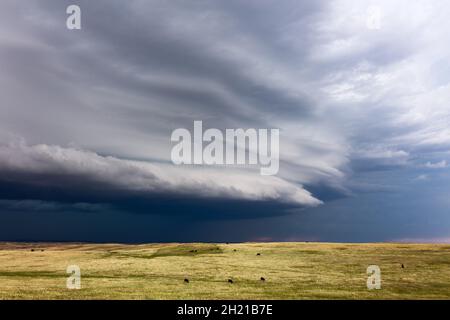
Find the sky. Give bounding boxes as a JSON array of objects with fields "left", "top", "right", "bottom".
[{"left": 0, "top": 0, "right": 449, "bottom": 243}]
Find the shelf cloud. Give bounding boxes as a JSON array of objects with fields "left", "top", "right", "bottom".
[{"left": 0, "top": 0, "right": 449, "bottom": 241}]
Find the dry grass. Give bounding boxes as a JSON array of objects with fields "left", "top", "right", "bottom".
[{"left": 0, "top": 242, "right": 449, "bottom": 299}]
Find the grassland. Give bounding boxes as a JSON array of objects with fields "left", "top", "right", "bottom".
[{"left": 0, "top": 242, "right": 450, "bottom": 299}]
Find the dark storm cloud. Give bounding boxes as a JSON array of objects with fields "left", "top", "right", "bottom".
[
  {"left": 0, "top": 0, "right": 450, "bottom": 242},
  {"left": 0, "top": 141, "right": 320, "bottom": 218},
  {"left": 0, "top": 0, "right": 333, "bottom": 210},
  {"left": 0, "top": 163, "right": 305, "bottom": 220}
]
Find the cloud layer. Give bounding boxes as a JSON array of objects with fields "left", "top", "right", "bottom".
[
  {"left": 0, "top": 140, "right": 320, "bottom": 206},
  {"left": 0, "top": 0, "right": 449, "bottom": 241}
]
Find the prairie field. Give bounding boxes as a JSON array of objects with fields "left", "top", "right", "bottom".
[{"left": 0, "top": 242, "right": 449, "bottom": 299}]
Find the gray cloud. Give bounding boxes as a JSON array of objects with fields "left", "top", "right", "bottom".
[
  {"left": 0, "top": 140, "right": 320, "bottom": 206},
  {"left": 0, "top": 0, "right": 449, "bottom": 239}
]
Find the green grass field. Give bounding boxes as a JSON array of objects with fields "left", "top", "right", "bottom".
[{"left": 1, "top": 242, "right": 450, "bottom": 299}]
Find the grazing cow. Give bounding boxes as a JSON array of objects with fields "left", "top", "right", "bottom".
[
  {"left": 184, "top": 278, "right": 189, "bottom": 283},
  {"left": 31, "top": 249, "right": 35, "bottom": 252},
  {"left": 233, "top": 249, "right": 237, "bottom": 252},
  {"left": 260, "top": 277, "right": 266, "bottom": 281},
  {"left": 228, "top": 279, "right": 233, "bottom": 284},
  {"left": 256, "top": 253, "right": 261, "bottom": 256}
]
